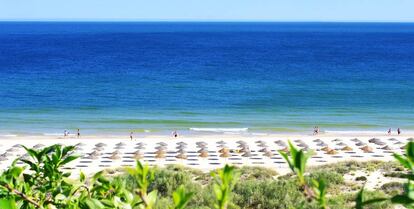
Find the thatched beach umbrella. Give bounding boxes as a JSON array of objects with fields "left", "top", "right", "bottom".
[
  {"left": 255, "top": 140, "right": 266, "bottom": 144},
  {"left": 236, "top": 140, "right": 247, "bottom": 145},
  {"left": 326, "top": 149, "right": 338, "bottom": 155},
  {"left": 317, "top": 142, "right": 328, "bottom": 147},
  {"left": 259, "top": 147, "right": 269, "bottom": 153},
  {"left": 109, "top": 154, "right": 121, "bottom": 160},
  {"left": 351, "top": 138, "right": 360, "bottom": 142},
  {"left": 158, "top": 142, "right": 168, "bottom": 146},
  {"left": 217, "top": 140, "right": 226, "bottom": 145},
  {"left": 176, "top": 142, "right": 187, "bottom": 146},
  {"left": 355, "top": 142, "right": 366, "bottom": 146},
  {"left": 112, "top": 150, "right": 122, "bottom": 155},
  {"left": 368, "top": 138, "right": 380, "bottom": 143},
  {"left": 6, "top": 148, "right": 18, "bottom": 152},
  {"left": 321, "top": 146, "right": 331, "bottom": 152},
  {"left": 218, "top": 147, "right": 229, "bottom": 154},
  {"left": 242, "top": 151, "right": 253, "bottom": 158},
  {"left": 136, "top": 142, "right": 147, "bottom": 146},
  {"left": 197, "top": 147, "right": 209, "bottom": 153},
  {"left": 332, "top": 139, "right": 342, "bottom": 142},
  {"left": 341, "top": 146, "right": 353, "bottom": 151},
  {"left": 337, "top": 142, "right": 347, "bottom": 146},
  {"left": 155, "top": 152, "right": 165, "bottom": 159},
  {"left": 93, "top": 147, "right": 104, "bottom": 151},
  {"left": 313, "top": 139, "right": 322, "bottom": 143},
  {"left": 155, "top": 149, "right": 166, "bottom": 155},
  {"left": 381, "top": 145, "right": 393, "bottom": 151},
  {"left": 116, "top": 142, "right": 126, "bottom": 147},
  {"left": 12, "top": 144, "right": 23, "bottom": 148},
  {"left": 87, "top": 154, "right": 99, "bottom": 160},
  {"left": 297, "top": 143, "right": 308, "bottom": 148},
  {"left": 407, "top": 138, "right": 414, "bottom": 142},
  {"left": 361, "top": 146, "right": 373, "bottom": 153},
  {"left": 199, "top": 150, "right": 209, "bottom": 158},
  {"left": 374, "top": 141, "right": 386, "bottom": 146},
  {"left": 176, "top": 153, "right": 187, "bottom": 160},
  {"left": 133, "top": 151, "right": 143, "bottom": 160},
  {"left": 176, "top": 145, "right": 187, "bottom": 150},
  {"left": 75, "top": 143, "right": 86, "bottom": 147},
  {"left": 155, "top": 146, "right": 167, "bottom": 150},
  {"left": 388, "top": 138, "right": 398, "bottom": 141},
  {"left": 394, "top": 141, "right": 403, "bottom": 145},
  {"left": 95, "top": 143, "right": 106, "bottom": 147},
  {"left": 239, "top": 146, "right": 250, "bottom": 153},
  {"left": 33, "top": 144, "right": 45, "bottom": 149},
  {"left": 0, "top": 155, "right": 8, "bottom": 161},
  {"left": 219, "top": 152, "right": 231, "bottom": 158},
  {"left": 263, "top": 151, "right": 273, "bottom": 157},
  {"left": 275, "top": 140, "right": 287, "bottom": 147},
  {"left": 278, "top": 147, "right": 289, "bottom": 153},
  {"left": 177, "top": 149, "right": 187, "bottom": 154}
]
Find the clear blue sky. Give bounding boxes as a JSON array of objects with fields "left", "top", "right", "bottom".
[{"left": 1, "top": 0, "right": 414, "bottom": 22}]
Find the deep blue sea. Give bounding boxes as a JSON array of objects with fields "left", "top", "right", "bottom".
[{"left": 1, "top": 22, "right": 414, "bottom": 135}]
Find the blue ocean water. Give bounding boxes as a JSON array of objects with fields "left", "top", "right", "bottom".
[{"left": 0, "top": 22, "right": 414, "bottom": 135}]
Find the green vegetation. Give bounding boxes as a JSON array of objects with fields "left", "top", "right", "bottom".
[{"left": 0, "top": 142, "right": 413, "bottom": 208}]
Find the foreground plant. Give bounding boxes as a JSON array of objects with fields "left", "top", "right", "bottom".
[{"left": 211, "top": 165, "right": 239, "bottom": 209}]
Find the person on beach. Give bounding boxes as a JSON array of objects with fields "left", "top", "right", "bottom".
[
  {"left": 77, "top": 129, "right": 80, "bottom": 138},
  {"left": 130, "top": 132, "right": 133, "bottom": 141},
  {"left": 398, "top": 128, "right": 401, "bottom": 135},
  {"left": 64, "top": 130, "right": 68, "bottom": 137},
  {"left": 172, "top": 130, "right": 178, "bottom": 138},
  {"left": 387, "top": 128, "right": 392, "bottom": 135},
  {"left": 313, "top": 126, "right": 319, "bottom": 135}
]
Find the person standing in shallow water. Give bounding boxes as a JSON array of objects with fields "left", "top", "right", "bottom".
[
  {"left": 77, "top": 129, "right": 80, "bottom": 138},
  {"left": 172, "top": 130, "right": 178, "bottom": 138},
  {"left": 387, "top": 128, "right": 392, "bottom": 135},
  {"left": 398, "top": 128, "right": 401, "bottom": 135},
  {"left": 130, "top": 132, "right": 133, "bottom": 141}
]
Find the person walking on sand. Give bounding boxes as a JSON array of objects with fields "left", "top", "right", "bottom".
[
  {"left": 398, "top": 128, "right": 401, "bottom": 135},
  {"left": 64, "top": 130, "right": 68, "bottom": 137},
  {"left": 77, "top": 129, "right": 80, "bottom": 138},
  {"left": 387, "top": 128, "right": 392, "bottom": 135},
  {"left": 130, "top": 132, "right": 133, "bottom": 141}
]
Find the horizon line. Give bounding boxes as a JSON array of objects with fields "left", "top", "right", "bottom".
[{"left": 1, "top": 19, "right": 414, "bottom": 24}]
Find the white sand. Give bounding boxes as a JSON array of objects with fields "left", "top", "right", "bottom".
[{"left": 0, "top": 133, "right": 410, "bottom": 177}]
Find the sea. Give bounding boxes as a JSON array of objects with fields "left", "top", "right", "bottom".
[{"left": 0, "top": 22, "right": 414, "bottom": 136}]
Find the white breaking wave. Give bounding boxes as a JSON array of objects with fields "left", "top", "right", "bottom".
[{"left": 189, "top": 128, "right": 248, "bottom": 133}]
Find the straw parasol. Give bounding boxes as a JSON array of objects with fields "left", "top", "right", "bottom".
[
  {"left": 337, "top": 142, "right": 347, "bottom": 146},
  {"left": 155, "top": 146, "right": 167, "bottom": 150},
  {"left": 256, "top": 140, "right": 266, "bottom": 144},
  {"left": 341, "top": 146, "right": 353, "bottom": 151},
  {"left": 0, "top": 155, "right": 8, "bottom": 161},
  {"left": 176, "top": 145, "right": 187, "bottom": 150},
  {"left": 95, "top": 143, "right": 106, "bottom": 147},
  {"left": 351, "top": 138, "right": 360, "bottom": 142},
  {"left": 278, "top": 147, "right": 289, "bottom": 153},
  {"left": 239, "top": 147, "right": 250, "bottom": 153},
  {"left": 355, "top": 142, "right": 366, "bottom": 146},
  {"left": 275, "top": 140, "right": 287, "bottom": 146},
  {"left": 313, "top": 139, "right": 322, "bottom": 143},
  {"left": 374, "top": 141, "right": 386, "bottom": 146},
  {"left": 87, "top": 154, "right": 99, "bottom": 160},
  {"left": 368, "top": 138, "right": 380, "bottom": 143},
  {"left": 176, "top": 153, "right": 187, "bottom": 160},
  {"left": 93, "top": 147, "right": 104, "bottom": 151},
  {"left": 361, "top": 146, "right": 373, "bottom": 153},
  {"left": 407, "top": 138, "right": 414, "bottom": 142},
  {"left": 242, "top": 151, "right": 253, "bottom": 158},
  {"left": 199, "top": 150, "right": 209, "bottom": 158},
  {"left": 257, "top": 143, "right": 268, "bottom": 148},
  {"left": 176, "top": 142, "right": 187, "bottom": 146},
  {"left": 112, "top": 150, "right": 122, "bottom": 155},
  {"left": 155, "top": 152, "right": 166, "bottom": 159},
  {"left": 326, "top": 149, "right": 338, "bottom": 155},
  {"left": 109, "top": 154, "right": 121, "bottom": 160},
  {"left": 394, "top": 141, "right": 403, "bottom": 145},
  {"left": 236, "top": 140, "right": 247, "bottom": 145},
  {"left": 155, "top": 149, "right": 166, "bottom": 155},
  {"left": 33, "top": 144, "right": 45, "bottom": 149},
  {"left": 75, "top": 143, "right": 86, "bottom": 147},
  {"left": 136, "top": 142, "right": 147, "bottom": 146},
  {"left": 218, "top": 147, "right": 229, "bottom": 153},
  {"left": 177, "top": 149, "right": 187, "bottom": 154},
  {"left": 332, "top": 139, "right": 342, "bottom": 142},
  {"left": 13, "top": 144, "right": 23, "bottom": 148},
  {"left": 116, "top": 142, "right": 126, "bottom": 146},
  {"left": 381, "top": 145, "right": 393, "bottom": 151},
  {"left": 219, "top": 152, "right": 231, "bottom": 158},
  {"left": 158, "top": 142, "right": 168, "bottom": 146},
  {"left": 297, "top": 143, "right": 308, "bottom": 148},
  {"left": 388, "top": 138, "right": 397, "bottom": 141},
  {"left": 6, "top": 148, "right": 18, "bottom": 152},
  {"left": 317, "top": 142, "right": 327, "bottom": 147},
  {"left": 133, "top": 151, "right": 143, "bottom": 160},
  {"left": 259, "top": 147, "right": 269, "bottom": 153},
  {"left": 263, "top": 151, "right": 273, "bottom": 157},
  {"left": 321, "top": 146, "right": 331, "bottom": 152},
  {"left": 197, "top": 148, "right": 209, "bottom": 153},
  {"left": 217, "top": 140, "right": 226, "bottom": 145}
]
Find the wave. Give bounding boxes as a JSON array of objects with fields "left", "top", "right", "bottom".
[{"left": 189, "top": 128, "right": 248, "bottom": 133}]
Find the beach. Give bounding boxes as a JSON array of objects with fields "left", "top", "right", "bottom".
[{"left": 1, "top": 132, "right": 411, "bottom": 178}]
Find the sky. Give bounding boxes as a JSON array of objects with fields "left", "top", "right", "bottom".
[{"left": 1, "top": 0, "right": 414, "bottom": 22}]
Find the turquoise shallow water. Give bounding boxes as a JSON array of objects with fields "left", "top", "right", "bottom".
[{"left": 0, "top": 22, "right": 414, "bottom": 135}]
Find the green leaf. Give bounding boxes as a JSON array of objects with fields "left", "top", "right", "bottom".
[{"left": 0, "top": 199, "right": 17, "bottom": 209}]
